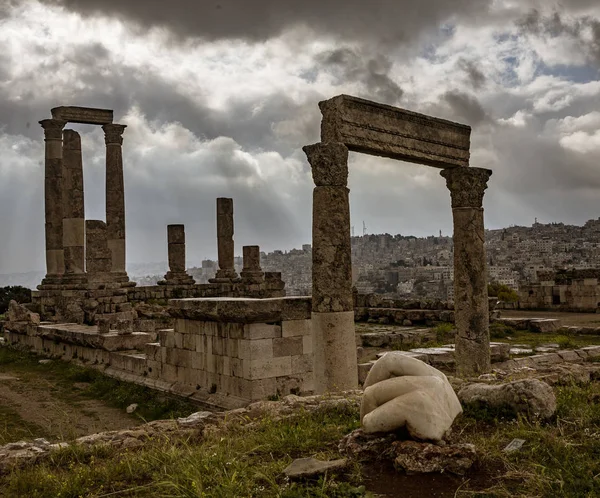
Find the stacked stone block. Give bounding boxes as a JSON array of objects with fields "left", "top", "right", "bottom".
[
  {"left": 150, "top": 297, "right": 314, "bottom": 403},
  {"left": 159, "top": 225, "right": 195, "bottom": 286}
]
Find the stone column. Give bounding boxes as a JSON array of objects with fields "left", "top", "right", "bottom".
[
  {"left": 62, "top": 130, "right": 86, "bottom": 277},
  {"left": 160, "top": 224, "right": 195, "bottom": 285},
  {"left": 303, "top": 142, "right": 357, "bottom": 393},
  {"left": 102, "top": 124, "right": 127, "bottom": 275},
  {"left": 240, "top": 245, "right": 264, "bottom": 283},
  {"left": 39, "top": 118, "right": 67, "bottom": 283},
  {"left": 85, "top": 220, "right": 112, "bottom": 280},
  {"left": 210, "top": 198, "right": 238, "bottom": 282},
  {"left": 441, "top": 167, "right": 493, "bottom": 376}
]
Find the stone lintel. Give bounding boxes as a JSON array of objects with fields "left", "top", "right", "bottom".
[
  {"left": 169, "top": 296, "right": 312, "bottom": 323},
  {"left": 51, "top": 106, "right": 113, "bottom": 125},
  {"left": 319, "top": 94, "right": 471, "bottom": 168}
]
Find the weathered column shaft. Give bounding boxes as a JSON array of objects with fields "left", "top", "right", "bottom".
[
  {"left": 304, "top": 142, "right": 357, "bottom": 393},
  {"left": 85, "top": 220, "right": 112, "bottom": 275},
  {"left": 441, "top": 167, "right": 493, "bottom": 376},
  {"left": 241, "top": 245, "right": 264, "bottom": 283},
  {"left": 62, "top": 130, "right": 85, "bottom": 274},
  {"left": 40, "top": 119, "right": 67, "bottom": 278},
  {"left": 242, "top": 245, "right": 261, "bottom": 271},
  {"left": 167, "top": 224, "right": 186, "bottom": 272},
  {"left": 212, "top": 197, "right": 238, "bottom": 281},
  {"left": 102, "top": 124, "right": 127, "bottom": 273}
]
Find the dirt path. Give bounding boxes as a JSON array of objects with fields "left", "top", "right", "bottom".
[{"left": 0, "top": 375, "right": 139, "bottom": 443}]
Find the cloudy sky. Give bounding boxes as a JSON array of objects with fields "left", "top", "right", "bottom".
[{"left": 1, "top": 0, "right": 599, "bottom": 274}]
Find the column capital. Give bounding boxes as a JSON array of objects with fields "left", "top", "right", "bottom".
[
  {"left": 102, "top": 123, "right": 127, "bottom": 145},
  {"left": 440, "top": 167, "right": 492, "bottom": 209},
  {"left": 39, "top": 119, "right": 67, "bottom": 140},
  {"left": 303, "top": 141, "right": 349, "bottom": 187}
]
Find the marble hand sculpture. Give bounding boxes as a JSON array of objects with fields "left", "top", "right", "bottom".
[{"left": 361, "top": 352, "right": 463, "bottom": 441}]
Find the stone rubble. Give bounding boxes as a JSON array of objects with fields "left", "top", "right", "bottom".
[
  {"left": 458, "top": 378, "right": 557, "bottom": 420},
  {"left": 392, "top": 440, "right": 477, "bottom": 475}
]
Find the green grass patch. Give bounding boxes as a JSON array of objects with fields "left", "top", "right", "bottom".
[
  {"left": 455, "top": 382, "right": 600, "bottom": 497},
  {"left": 0, "top": 405, "right": 49, "bottom": 445},
  {"left": 1, "top": 403, "right": 363, "bottom": 497}
]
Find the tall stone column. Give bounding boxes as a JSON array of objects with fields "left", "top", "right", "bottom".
[
  {"left": 39, "top": 118, "right": 67, "bottom": 283},
  {"left": 303, "top": 142, "right": 358, "bottom": 393},
  {"left": 62, "top": 130, "right": 85, "bottom": 276},
  {"left": 160, "top": 224, "right": 195, "bottom": 285},
  {"left": 210, "top": 198, "right": 238, "bottom": 282},
  {"left": 102, "top": 124, "right": 127, "bottom": 275},
  {"left": 441, "top": 167, "right": 493, "bottom": 376}
]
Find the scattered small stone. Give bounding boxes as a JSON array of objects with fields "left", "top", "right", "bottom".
[
  {"left": 126, "top": 403, "right": 138, "bottom": 414},
  {"left": 393, "top": 441, "right": 476, "bottom": 475},
  {"left": 38, "top": 359, "right": 52, "bottom": 365},
  {"left": 283, "top": 457, "right": 348, "bottom": 479},
  {"left": 177, "top": 411, "right": 213, "bottom": 427},
  {"left": 478, "top": 374, "right": 496, "bottom": 381},
  {"left": 503, "top": 438, "right": 525, "bottom": 453}
]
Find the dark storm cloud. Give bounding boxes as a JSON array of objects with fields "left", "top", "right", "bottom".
[
  {"left": 457, "top": 58, "right": 486, "bottom": 89},
  {"left": 0, "top": 41, "right": 321, "bottom": 155},
  {"left": 518, "top": 9, "right": 600, "bottom": 66},
  {"left": 41, "top": 0, "right": 493, "bottom": 44},
  {"left": 316, "top": 48, "right": 403, "bottom": 105},
  {"left": 421, "top": 90, "right": 488, "bottom": 127}
]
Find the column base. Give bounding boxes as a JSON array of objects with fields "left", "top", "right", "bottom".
[
  {"left": 312, "top": 311, "right": 358, "bottom": 394},
  {"left": 209, "top": 268, "right": 239, "bottom": 283},
  {"left": 158, "top": 271, "right": 196, "bottom": 286},
  {"left": 240, "top": 270, "right": 265, "bottom": 284}
]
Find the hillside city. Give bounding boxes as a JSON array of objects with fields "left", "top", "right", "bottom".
[
  {"left": 2, "top": 217, "right": 599, "bottom": 297},
  {"left": 133, "top": 217, "right": 600, "bottom": 299}
]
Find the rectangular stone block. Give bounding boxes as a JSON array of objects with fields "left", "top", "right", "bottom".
[
  {"left": 245, "top": 323, "right": 281, "bottom": 340},
  {"left": 229, "top": 357, "right": 244, "bottom": 378},
  {"left": 174, "top": 319, "right": 187, "bottom": 333},
  {"left": 282, "top": 319, "right": 312, "bottom": 338},
  {"left": 247, "top": 357, "right": 292, "bottom": 379},
  {"left": 174, "top": 332, "right": 184, "bottom": 349},
  {"left": 162, "top": 363, "right": 178, "bottom": 383},
  {"left": 238, "top": 338, "right": 273, "bottom": 360},
  {"left": 158, "top": 329, "right": 175, "bottom": 348},
  {"left": 303, "top": 335, "right": 313, "bottom": 355},
  {"left": 319, "top": 94, "right": 471, "bottom": 168},
  {"left": 291, "top": 354, "right": 313, "bottom": 374},
  {"left": 51, "top": 106, "right": 113, "bottom": 125},
  {"left": 191, "top": 352, "right": 205, "bottom": 371},
  {"left": 249, "top": 378, "right": 278, "bottom": 400},
  {"left": 273, "top": 337, "right": 303, "bottom": 357},
  {"left": 183, "top": 334, "right": 196, "bottom": 351}
]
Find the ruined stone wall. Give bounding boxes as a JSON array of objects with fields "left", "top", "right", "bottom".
[
  {"left": 519, "top": 279, "right": 600, "bottom": 312},
  {"left": 4, "top": 297, "right": 314, "bottom": 410}
]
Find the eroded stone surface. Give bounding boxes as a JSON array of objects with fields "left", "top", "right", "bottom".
[{"left": 458, "top": 378, "right": 556, "bottom": 420}]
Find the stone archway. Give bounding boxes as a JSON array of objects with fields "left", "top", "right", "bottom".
[{"left": 303, "top": 95, "right": 492, "bottom": 390}]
